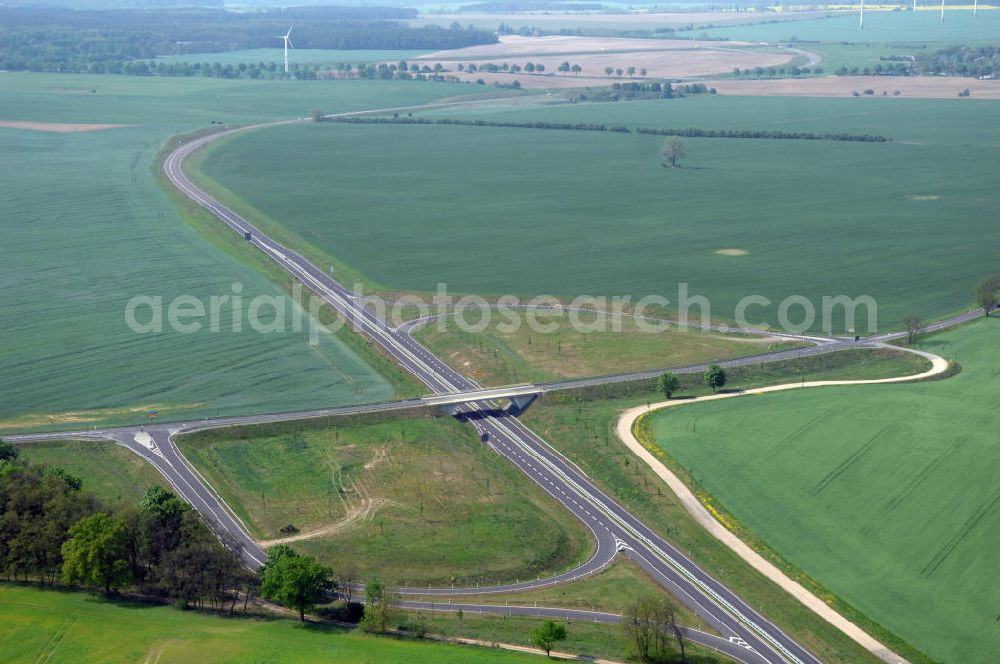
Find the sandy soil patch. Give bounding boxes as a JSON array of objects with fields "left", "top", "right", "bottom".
[
  {"left": 714, "top": 248, "right": 749, "bottom": 256},
  {"left": 420, "top": 35, "right": 759, "bottom": 60},
  {"left": 0, "top": 403, "right": 200, "bottom": 430},
  {"left": 906, "top": 194, "right": 942, "bottom": 201},
  {"left": 0, "top": 120, "right": 135, "bottom": 133},
  {"left": 422, "top": 37, "right": 792, "bottom": 88},
  {"left": 257, "top": 497, "right": 385, "bottom": 546},
  {"left": 702, "top": 75, "right": 1000, "bottom": 99}
]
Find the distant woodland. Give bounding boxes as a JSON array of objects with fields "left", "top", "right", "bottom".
[{"left": 0, "top": 6, "right": 497, "bottom": 74}]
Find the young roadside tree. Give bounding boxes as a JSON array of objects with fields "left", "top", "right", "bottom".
[
  {"left": 656, "top": 372, "right": 680, "bottom": 399},
  {"left": 605, "top": 66, "right": 614, "bottom": 77},
  {"left": 627, "top": 66, "right": 636, "bottom": 77},
  {"left": 0, "top": 438, "right": 17, "bottom": 462},
  {"left": 558, "top": 61, "right": 570, "bottom": 73},
  {"left": 571, "top": 64, "right": 582, "bottom": 75},
  {"left": 974, "top": 276, "right": 999, "bottom": 316},
  {"left": 260, "top": 545, "right": 334, "bottom": 621},
  {"left": 310, "top": 109, "right": 326, "bottom": 122},
  {"left": 640, "top": 67, "right": 648, "bottom": 77},
  {"left": 703, "top": 364, "right": 726, "bottom": 393},
  {"left": 360, "top": 576, "right": 398, "bottom": 633},
  {"left": 902, "top": 314, "right": 922, "bottom": 345},
  {"left": 61, "top": 513, "right": 132, "bottom": 594},
  {"left": 530, "top": 620, "right": 567, "bottom": 657},
  {"left": 661, "top": 137, "right": 685, "bottom": 168}
]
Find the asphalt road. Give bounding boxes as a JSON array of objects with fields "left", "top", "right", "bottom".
[
  {"left": 160, "top": 115, "right": 827, "bottom": 664},
  {"left": 8, "top": 107, "right": 989, "bottom": 664}
]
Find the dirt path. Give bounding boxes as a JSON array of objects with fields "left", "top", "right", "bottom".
[
  {"left": 256, "top": 498, "right": 385, "bottom": 547},
  {"left": 614, "top": 344, "right": 948, "bottom": 664}
]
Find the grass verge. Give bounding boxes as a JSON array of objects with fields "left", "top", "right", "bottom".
[{"left": 175, "top": 411, "right": 593, "bottom": 586}]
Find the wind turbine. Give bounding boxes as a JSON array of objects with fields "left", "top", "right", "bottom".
[{"left": 278, "top": 26, "right": 293, "bottom": 75}]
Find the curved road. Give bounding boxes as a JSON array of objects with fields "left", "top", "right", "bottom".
[{"left": 8, "top": 106, "right": 990, "bottom": 663}]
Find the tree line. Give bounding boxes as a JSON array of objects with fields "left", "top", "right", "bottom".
[
  {"left": 832, "top": 46, "right": 999, "bottom": 79},
  {"left": 76, "top": 59, "right": 462, "bottom": 81},
  {"left": 0, "top": 438, "right": 418, "bottom": 636},
  {"left": 0, "top": 441, "right": 250, "bottom": 609},
  {"left": 331, "top": 115, "right": 892, "bottom": 143},
  {"left": 0, "top": 7, "right": 496, "bottom": 74}
]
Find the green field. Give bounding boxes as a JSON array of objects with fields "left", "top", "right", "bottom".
[
  {"left": 0, "top": 584, "right": 542, "bottom": 664},
  {"left": 197, "top": 95, "right": 999, "bottom": 332},
  {"left": 15, "top": 439, "right": 164, "bottom": 508},
  {"left": 176, "top": 413, "right": 591, "bottom": 585},
  {"left": 415, "top": 313, "right": 804, "bottom": 385},
  {"left": 647, "top": 317, "right": 999, "bottom": 663},
  {"left": 0, "top": 74, "right": 494, "bottom": 432},
  {"left": 693, "top": 9, "right": 1000, "bottom": 43}
]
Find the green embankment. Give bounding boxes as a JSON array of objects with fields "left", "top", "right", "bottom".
[
  {"left": 176, "top": 413, "right": 592, "bottom": 586},
  {"left": 649, "top": 317, "right": 999, "bottom": 663},
  {"left": 414, "top": 313, "right": 804, "bottom": 385},
  {"left": 15, "top": 440, "right": 163, "bottom": 507}
]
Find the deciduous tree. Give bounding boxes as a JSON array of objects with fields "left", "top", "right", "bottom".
[
  {"left": 530, "top": 620, "right": 567, "bottom": 656},
  {"left": 661, "top": 136, "right": 686, "bottom": 168},
  {"left": 61, "top": 513, "right": 132, "bottom": 594},
  {"left": 260, "top": 546, "right": 334, "bottom": 621},
  {"left": 975, "top": 276, "right": 999, "bottom": 316},
  {"left": 657, "top": 372, "right": 680, "bottom": 399},
  {"left": 703, "top": 364, "right": 726, "bottom": 393}
]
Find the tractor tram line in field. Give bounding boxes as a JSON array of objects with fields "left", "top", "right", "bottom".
[{"left": 8, "top": 102, "right": 988, "bottom": 664}]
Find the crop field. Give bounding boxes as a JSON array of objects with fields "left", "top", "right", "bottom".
[
  {"left": 414, "top": 313, "right": 804, "bottom": 385},
  {"left": 154, "top": 48, "right": 432, "bottom": 67},
  {"left": 15, "top": 439, "right": 163, "bottom": 508},
  {"left": 694, "top": 9, "right": 1000, "bottom": 43},
  {"left": 647, "top": 317, "right": 1000, "bottom": 663},
  {"left": 0, "top": 73, "right": 491, "bottom": 432},
  {"left": 176, "top": 414, "right": 591, "bottom": 585},
  {"left": 197, "top": 94, "right": 999, "bottom": 333},
  {"left": 0, "top": 584, "right": 541, "bottom": 664}
]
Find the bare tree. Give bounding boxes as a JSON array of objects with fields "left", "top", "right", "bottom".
[
  {"left": 622, "top": 596, "right": 680, "bottom": 663},
  {"left": 339, "top": 564, "right": 358, "bottom": 604},
  {"left": 903, "top": 314, "right": 921, "bottom": 345},
  {"left": 661, "top": 137, "right": 686, "bottom": 168}
]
